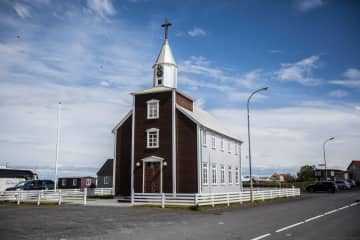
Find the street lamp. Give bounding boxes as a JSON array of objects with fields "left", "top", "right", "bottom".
[
  {"left": 323, "top": 137, "right": 335, "bottom": 181},
  {"left": 247, "top": 86, "right": 269, "bottom": 202}
]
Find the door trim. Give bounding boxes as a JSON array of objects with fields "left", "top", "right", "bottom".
[{"left": 142, "top": 156, "right": 164, "bottom": 193}]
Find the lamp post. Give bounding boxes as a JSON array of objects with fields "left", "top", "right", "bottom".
[
  {"left": 54, "top": 102, "right": 61, "bottom": 191},
  {"left": 323, "top": 137, "right": 335, "bottom": 181},
  {"left": 247, "top": 87, "right": 269, "bottom": 202}
]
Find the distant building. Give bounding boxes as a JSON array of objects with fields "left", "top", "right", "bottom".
[
  {"left": 347, "top": 160, "right": 360, "bottom": 183},
  {"left": 97, "top": 159, "right": 113, "bottom": 188},
  {"left": 58, "top": 176, "right": 96, "bottom": 189},
  {"left": 315, "top": 169, "right": 350, "bottom": 181},
  {"left": 271, "top": 173, "right": 286, "bottom": 182},
  {"left": 0, "top": 168, "right": 38, "bottom": 191}
]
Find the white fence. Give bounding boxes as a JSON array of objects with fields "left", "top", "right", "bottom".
[
  {"left": 0, "top": 188, "right": 113, "bottom": 206},
  {"left": 133, "top": 188, "right": 301, "bottom": 208}
]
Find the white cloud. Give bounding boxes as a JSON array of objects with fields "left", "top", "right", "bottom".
[
  {"left": 188, "top": 27, "right": 207, "bottom": 37},
  {"left": 86, "top": 0, "right": 116, "bottom": 17},
  {"left": 296, "top": 0, "right": 324, "bottom": 12},
  {"left": 329, "top": 90, "right": 348, "bottom": 98},
  {"left": 329, "top": 68, "right": 360, "bottom": 88},
  {"left": 275, "top": 55, "right": 322, "bottom": 85},
  {"left": 210, "top": 105, "right": 360, "bottom": 171},
  {"left": 13, "top": 3, "right": 31, "bottom": 19},
  {"left": 344, "top": 68, "right": 360, "bottom": 79}
]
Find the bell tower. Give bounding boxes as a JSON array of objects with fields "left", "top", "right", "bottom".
[{"left": 153, "top": 19, "right": 178, "bottom": 89}]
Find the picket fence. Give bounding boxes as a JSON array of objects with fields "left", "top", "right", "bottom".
[
  {"left": 0, "top": 188, "right": 113, "bottom": 206},
  {"left": 133, "top": 188, "right": 301, "bottom": 208}
]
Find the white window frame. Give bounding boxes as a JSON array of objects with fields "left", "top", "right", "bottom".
[
  {"left": 211, "top": 135, "right": 216, "bottom": 149},
  {"left": 228, "top": 141, "right": 231, "bottom": 153},
  {"left": 212, "top": 164, "right": 217, "bottom": 185},
  {"left": 235, "top": 144, "right": 238, "bottom": 155},
  {"left": 72, "top": 179, "right": 77, "bottom": 186},
  {"left": 220, "top": 165, "right": 225, "bottom": 184},
  {"left": 147, "top": 99, "right": 159, "bottom": 119},
  {"left": 202, "top": 162, "right": 208, "bottom": 185},
  {"left": 86, "top": 178, "right": 91, "bottom": 186},
  {"left": 235, "top": 167, "right": 240, "bottom": 184},
  {"left": 202, "top": 130, "right": 207, "bottom": 146},
  {"left": 228, "top": 166, "right": 233, "bottom": 184},
  {"left": 146, "top": 128, "right": 160, "bottom": 148},
  {"left": 104, "top": 176, "right": 109, "bottom": 185},
  {"left": 220, "top": 138, "right": 224, "bottom": 151},
  {"left": 61, "top": 179, "right": 66, "bottom": 186}
]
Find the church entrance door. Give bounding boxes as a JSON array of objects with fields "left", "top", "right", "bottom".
[{"left": 144, "top": 162, "right": 161, "bottom": 193}]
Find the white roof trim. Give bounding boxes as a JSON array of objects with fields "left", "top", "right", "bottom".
[
  {"left": 176, "top": 104, "right": 242, "bottom": 143},
  {"left": 146, "top": 128, "right": 159, "bottom": 132},
  {"left": 111, "top": 110, "right": 132, "bottom": 133}
]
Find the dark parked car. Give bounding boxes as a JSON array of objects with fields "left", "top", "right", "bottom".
[
  {"left": 6, "top": 180, "right": 54, "bottom": 191},
  {"left": 306, "top": 181, "right": 337, "bottom": 193}
]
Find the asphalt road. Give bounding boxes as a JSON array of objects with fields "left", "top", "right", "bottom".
[{"left": 0, "top": 190, "right": 359, "bottom": 240}]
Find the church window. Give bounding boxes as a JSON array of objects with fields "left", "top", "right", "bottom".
[
  {"left": 146, "top": 128, "right": 159, "bottom": 148},
  {"left": 212, "top": 164, "right": 217, "bottom": 185},
  {"left": 211, "top": 135, "right": 216, "bottom": 149},
  {"left": 220, "top": 165, "right": 225, "bottom": 184},
  {"left": 202, "top": 162, "right": 208, "bottom": 185},
  {"left": 235, "top": 168, "right": 240, "bottom": 184},
  {"left": 147, "top": 99, "right": 159, "bottom": 119},
  {"left": 228, "top": 166, "right": 233, "bottom": 184},
  {"left": 220, "top": 138, "right": 224, "bottom": 151},
  {"left": 202, "top": 130, "right": 207, "bottom": 146},
  {"left": 228, "top": 141, "right": 231, "bottom": 153}
]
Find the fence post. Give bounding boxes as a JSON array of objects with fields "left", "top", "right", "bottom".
[
  {"left": 239, "top": 191, "right": 242, "bottom": 204},
  {"left": 262, "top": 191, "right": 265, "bottom": 201},
  {"left": 37, "top": 191, "right": 41, "bottom": 206},
  {"left": 194, "top": 194, "right": 198, "bottom": 206},
  {"left": 58, "top": 189, "right": 62, "bottom": 205},
  {"left": 17, "top": 190, "right": 21, "bottom": 205},
  {"left": 161, "top": 193, "right": 165, "bottom": 208},
  {"left": 227, "top": 193, "right": 230, "bottom": 207},
  {"left": 211, "top": 193, "right": 215, "bottom": 207},
  {"left": 83, "top": 188, "right": 87, "bottom": 205},
  {"left": 270, "top": 190, "right": 273, "bottom": 199}
]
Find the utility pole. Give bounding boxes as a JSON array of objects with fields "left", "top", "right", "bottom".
[{"left": 55, "top": 102, "right": 61, "bottom": 191}]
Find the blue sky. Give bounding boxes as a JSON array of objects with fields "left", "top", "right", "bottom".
[{"left": 0, "top": 0, "right": 360, "bottom": 178}]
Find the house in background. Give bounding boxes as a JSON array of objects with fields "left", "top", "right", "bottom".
[
  {"left": 112, "top": 21, "right": 242, "bottom": 197},
  {"left": 97, "top": 159, "right": 113, "bottom": 188},
  {"left": 315, "top": 168, "right": 350, "bottom": 181},
  {"left": 347, "top": 160, "right": 360, "bottom": 183},
  {"left": 58, "top": 176, "right": 96, "bottom": 189}
]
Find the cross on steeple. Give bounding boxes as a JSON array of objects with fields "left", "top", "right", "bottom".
[{"left": 161, "top": 19, "right": 172, "bottom": 40}]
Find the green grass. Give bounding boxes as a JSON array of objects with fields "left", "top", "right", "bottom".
[{"left": 0, "top": 200, "right": 60, "bottom": 206}]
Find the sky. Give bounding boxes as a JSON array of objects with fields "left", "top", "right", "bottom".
[{"left": 0, "top": 0, "right": 360, "bottom": 179}]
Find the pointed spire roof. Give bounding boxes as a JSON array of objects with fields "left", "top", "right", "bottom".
[{"left": 155, "top": 39, "right": 176, "bottom": 66}]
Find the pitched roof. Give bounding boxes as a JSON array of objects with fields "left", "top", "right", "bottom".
[
  {"left": 97, "top": 159, "right": 114, "bottom": 176},
  {"left": 348, "top": 160, "right": 360, "bottom": 169},
  {"left": 176, "top": 104, "right": 242, "bottom": 142}
]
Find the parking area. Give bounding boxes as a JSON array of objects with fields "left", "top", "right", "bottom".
[{"left": 0, "top": 189, "right": 359, "bottom": 240}]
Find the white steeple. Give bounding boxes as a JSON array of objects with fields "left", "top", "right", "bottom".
[{"left": 153, "top": 20, "right": 178, "bottom": 88}]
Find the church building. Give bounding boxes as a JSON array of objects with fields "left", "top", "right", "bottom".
[{"left": 112, "top": 21, "right": 243, "bottom": 197}]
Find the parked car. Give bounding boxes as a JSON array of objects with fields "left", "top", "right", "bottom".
[
  {"left": 4, "top": 181, "right": 28, "bottom": 191},
  {"left": 335, "top": 180, "right": 351, "bottom": 190},
  {"left": 5, "top": 180, "right": 54, "bottom": 191},
  {"left": 306, "top": 181, "right": 337, "bottom": 193},
  {"left": 346, "top": 179, "right": 356, "bottom": 188}
]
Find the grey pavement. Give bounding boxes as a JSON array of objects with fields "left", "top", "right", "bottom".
[{"left": 0, "top": 190, "right": 359, "bottom": 240}]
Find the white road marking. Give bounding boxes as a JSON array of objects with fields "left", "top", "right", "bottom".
[
  {"left": 250, "top": 233, "right": 271, "bottom": 240},
  {"left": 304, "top": 214, "right": 324, "bottom": 222},
  {"left": 338, "top": 206, "right": 349, "bottom": 210},
  {"left": 324, "top": 209, "right": 338, "bottom": 215},
  {"left": 350, "top": 202, "right": 358, "bottom": 207},
  {"left": 275, "top": 221, "right": 304, "bottom": 233}
]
